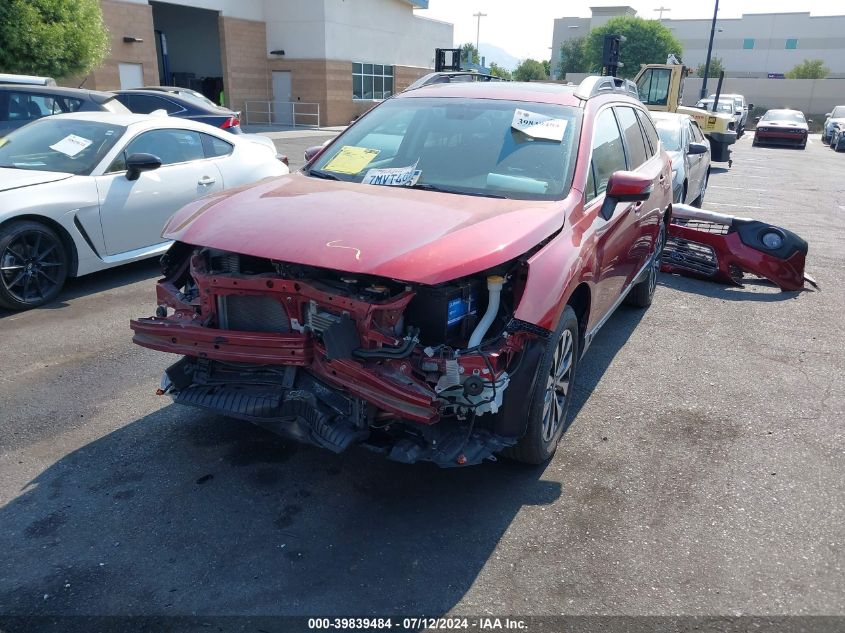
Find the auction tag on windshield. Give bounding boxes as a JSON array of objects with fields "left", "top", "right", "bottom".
[
  {"left": 49, "top": 134, "right": 93, "bottom": 157},
  {"left": 511, "top": 109, "right": 567, "bottom": 141},
  {"left": 362, "top": 162, "right": 421, "bottom": 187},
  {"left": 323, "top": 145, "right": 380, "bottom": 175}
]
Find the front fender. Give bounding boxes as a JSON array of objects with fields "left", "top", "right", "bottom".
[{"left": 513, "top": 222, "right": 596, "bottom": 332}]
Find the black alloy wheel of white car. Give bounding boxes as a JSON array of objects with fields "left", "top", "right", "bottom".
[{"left": 0, "top": 221, "right": 68, "bottom": 310}]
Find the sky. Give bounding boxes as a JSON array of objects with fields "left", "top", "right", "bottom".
[{"left": 416, "top": 0, "right": 843, "bottom": 64}]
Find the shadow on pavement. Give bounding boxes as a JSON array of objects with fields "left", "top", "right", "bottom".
[
  {"left": 0, "top": 406, "right": 560, "bottom": 617},
  {"left": 658, "top": 272, "right": 803, "bottom": 302},
  {"left": 0, "top": 259, "right": 160, "bottom": 319}
]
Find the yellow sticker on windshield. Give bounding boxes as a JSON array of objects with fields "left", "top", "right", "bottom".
[
  {"left": 0, "top": 138, "right": 7, "bottom": 148},
  {"left": 323, "top": 146, "right": 380, "bottom": 175}
]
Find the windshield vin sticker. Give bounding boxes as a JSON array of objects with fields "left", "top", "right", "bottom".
[
  {"left": 511, "top": 109, "right": 567, "bottom": 141},
  {"left": 323, "top": 146, "right": 380, "bottom": 175},
  {"left": 49, "top": 134, "right": 93, "bottom": 157},
  {"left": 362, "top": 162, "right": 421, "bottom": 187}
]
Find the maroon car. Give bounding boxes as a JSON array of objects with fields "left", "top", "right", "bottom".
[
  {"left": 753, "top": 109, "right": 809, "bottom": 149},
  {"left": 131, "top": 76, "right": 672, "bottom": 466}
]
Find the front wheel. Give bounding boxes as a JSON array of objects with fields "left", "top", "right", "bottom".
[
  {"left": 0, "top": 221, "right": 68, "bottom": 310},
  {"left": 502, "top": 306, "right": 579, "bottom": 465}
]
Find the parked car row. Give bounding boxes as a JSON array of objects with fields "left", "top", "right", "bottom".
[
  {"left": 822, "top": 105, "right": 845, "bottom": 151},
  {"left": 0, "top": 77, "right": 242, "bottom": 137}
]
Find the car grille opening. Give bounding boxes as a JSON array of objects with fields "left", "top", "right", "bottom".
[
  {"left": 671, "top": 218, "right": 729, "bottom": 235},
  {"left": 662, "top": 237, "right": 719, "bottom": 277},
  {"left": 218, "top": 295, "right": 291, "bottom": 333}
]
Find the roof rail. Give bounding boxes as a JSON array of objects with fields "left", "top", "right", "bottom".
[
  {"left": 574, "top": 75, "right": 639, "bottom": 101},
  {"left": 404, "top": 71, "right": 508, "bottom": 92}
]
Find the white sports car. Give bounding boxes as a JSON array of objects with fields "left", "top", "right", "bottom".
[{"left": 0, "top": 112, "right": 289, "bottom": 310}]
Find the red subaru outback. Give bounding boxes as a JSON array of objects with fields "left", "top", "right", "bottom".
[{"left": 131, "top": 76, "right": 672, "bottom": 466}]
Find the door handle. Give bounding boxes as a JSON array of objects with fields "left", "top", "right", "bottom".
[{"left": 198, "top": 175, "right": 216, "bottom": 186}]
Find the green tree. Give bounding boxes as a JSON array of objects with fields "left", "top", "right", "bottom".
[
  {"left": 542, "top": 60, "right": 551, "bottom": 77},
  {"left": 488, "top": 62, "right": 512, "bottom": 80},
  {"left": 0, "top": 0, "right": 109, "bottom": 79},
  {"left": 556, "top": 36, "right": 589, "bottom": 77},
  {"left": 514, "top": 59, "right": 547, "bottom": 82},
  {"left": 460, "top": 42, "right": 479, "bottom": 65},
  {"left": 697, "top": 56, "right": 725, "bottom": 78},
  {"left": 584, "top": 16, "right": 683, "bottom": 79},
  {"left": 785, "top": 59, "right": 829, "bottom": 79}
]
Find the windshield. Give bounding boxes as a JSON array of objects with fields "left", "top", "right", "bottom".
[
  {"left": 308, "top": 97, "right": 581, "bottom": 200},
  {"left": 695, "top": 100, "right": 734, "bottom": 114},
  {"left": 654, "top": 120, "right": 682, "bottom": 151},
  {"left": 0, "top": 118, "right": 124, "bottom": 175},
  {"left": 761, "top": 110, "right": 806, "bottom": 123},
  {"left": 831, "top": 106, "right": 845, "bottom": 118}
]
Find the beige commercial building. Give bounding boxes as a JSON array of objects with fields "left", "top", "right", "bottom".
[
  {"left": 552, "top": 6, "right": 845, "bottom": 79},
  {"left": 72, "top": 0, "right": 452, "bottom": 126}
]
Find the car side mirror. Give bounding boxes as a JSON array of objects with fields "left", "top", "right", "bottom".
[
  {"left": 807, "top": 119, "right": 813, "bottom": 124},
  {"left": 754, "top": 116, "right": 761, "bottom": 122},
  {"left": 304, "top": 145, "right": 325, "bottom": 163},
  {"left": 689, "top": 142, "right": 708, "bottom": 155},
  {"left": 601, "top": 171, "right": 653, "bottom": 220},
  {"left": 825, "top": 113, "right": 831, "bottom": 118},
  {"left": 126, "top": 152, "right": 162, "bottom": 181}
]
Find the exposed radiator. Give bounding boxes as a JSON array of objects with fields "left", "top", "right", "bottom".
[{"left": 217, "top": 295, "right": 291, "bottom": 332}]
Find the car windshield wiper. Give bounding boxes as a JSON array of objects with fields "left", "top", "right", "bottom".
[
  {"left": 407, "top": 182, "right": 509, "bottom": 199},
  {"left": 307, "top": 169, "right": 341, "bottom": 181}
]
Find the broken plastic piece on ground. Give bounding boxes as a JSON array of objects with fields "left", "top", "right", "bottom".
[{"left": 662, "top": 203, "right": 814, "bottom": 292}]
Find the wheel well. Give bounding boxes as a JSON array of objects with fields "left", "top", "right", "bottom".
[
  {"left": 0, "top": 215, "right": 79, "bottom": 276},
  {"left": 566, "top": 283, "right": 591, "bottom": 351}
]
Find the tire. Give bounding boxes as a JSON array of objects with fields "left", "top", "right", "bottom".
[
  {"left": 0, "top": 220, "right": 68, "bottom": 311},
  {"left": 502, "top": 305, "right": 579, "bottom": 465},
  {"left": 752, "top": 137, "right": 759, "bottom": 147},
  {"left": 625, "top": 218, "right": 665, "bottom": 309},
  {"left": 691, "top": 171, "right": 708, "bottom": 208},
  {"left": 821, "top": 134, "right": 830, "bottom": 145}
]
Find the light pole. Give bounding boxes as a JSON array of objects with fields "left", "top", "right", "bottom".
[
  {"left": 654, "top": 6, "right": 671, "bottom": 20},
  {"left": 700, "top": 0, "right": 719, "bottom": 98},
  {"left": 473, "top": 11, "right": 487, "bottom": 61}
]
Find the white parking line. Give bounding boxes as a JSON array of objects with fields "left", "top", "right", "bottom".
[
  {"left": 705, "top": 202, "right": 768, "bottom": 210},
  {"left": 708, "top": 186, "right": 766, "bottom": 192}
]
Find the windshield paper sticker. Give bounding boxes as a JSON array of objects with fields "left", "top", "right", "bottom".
[
  {"left": 511, "top": 109, "right": 567, "bottom": 141},
  {"left": 323, "top": 146, "right": 380, "bottom": 175},
  {"left": 49, "top": 134, "right": 93, "bottom": 157},
  {"left": 362, "top": 162, "right": 421, "bottom": 187}
]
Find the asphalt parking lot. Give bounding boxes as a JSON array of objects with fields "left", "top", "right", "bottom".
[{"left": 0, "top": 132, "right": 843, "bottom": 624}]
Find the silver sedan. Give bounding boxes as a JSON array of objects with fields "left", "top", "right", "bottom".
[{"left": 0, "top": 112, "right": 288, "bottom": 310}]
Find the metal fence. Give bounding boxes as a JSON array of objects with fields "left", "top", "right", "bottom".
[{"left": 243, "top": 101, "right": 321, "bottom": 128}]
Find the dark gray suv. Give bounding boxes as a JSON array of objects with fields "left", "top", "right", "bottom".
[{"left": 0, "top": 85, "right": 128, "bottom": 136}]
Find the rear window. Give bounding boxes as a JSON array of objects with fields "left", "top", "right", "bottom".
[{"left": 308, "top": 96, "right": 582, "bottom": 201}]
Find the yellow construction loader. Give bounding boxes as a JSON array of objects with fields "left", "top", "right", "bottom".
[{"left": 634, "top": 63, "right": 737, "bottom": 165}]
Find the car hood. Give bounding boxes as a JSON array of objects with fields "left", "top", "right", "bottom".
[
  {"left": 0, "top": 168, "right": 73, "bottom": 192},
  {"left": 163, "top": 173, "right": 570, "bottom": 285},
  {"left": 759, "top": 120, "right": 808, "bottom": 130}
]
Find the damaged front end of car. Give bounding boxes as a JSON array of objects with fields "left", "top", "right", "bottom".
[
  {"left": 661, "top": 203, "right": 818, "bottom": 291},
  {"left": 131, "top": 242, "right": 547, "bottom": 467}
]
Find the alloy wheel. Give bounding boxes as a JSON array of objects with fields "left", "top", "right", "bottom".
[
  {"left": 541, "top": 329, "right": 574, "bottom": 442},
  {"left": 0, "top": 229, "right": 65, "bottom": 305}
]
